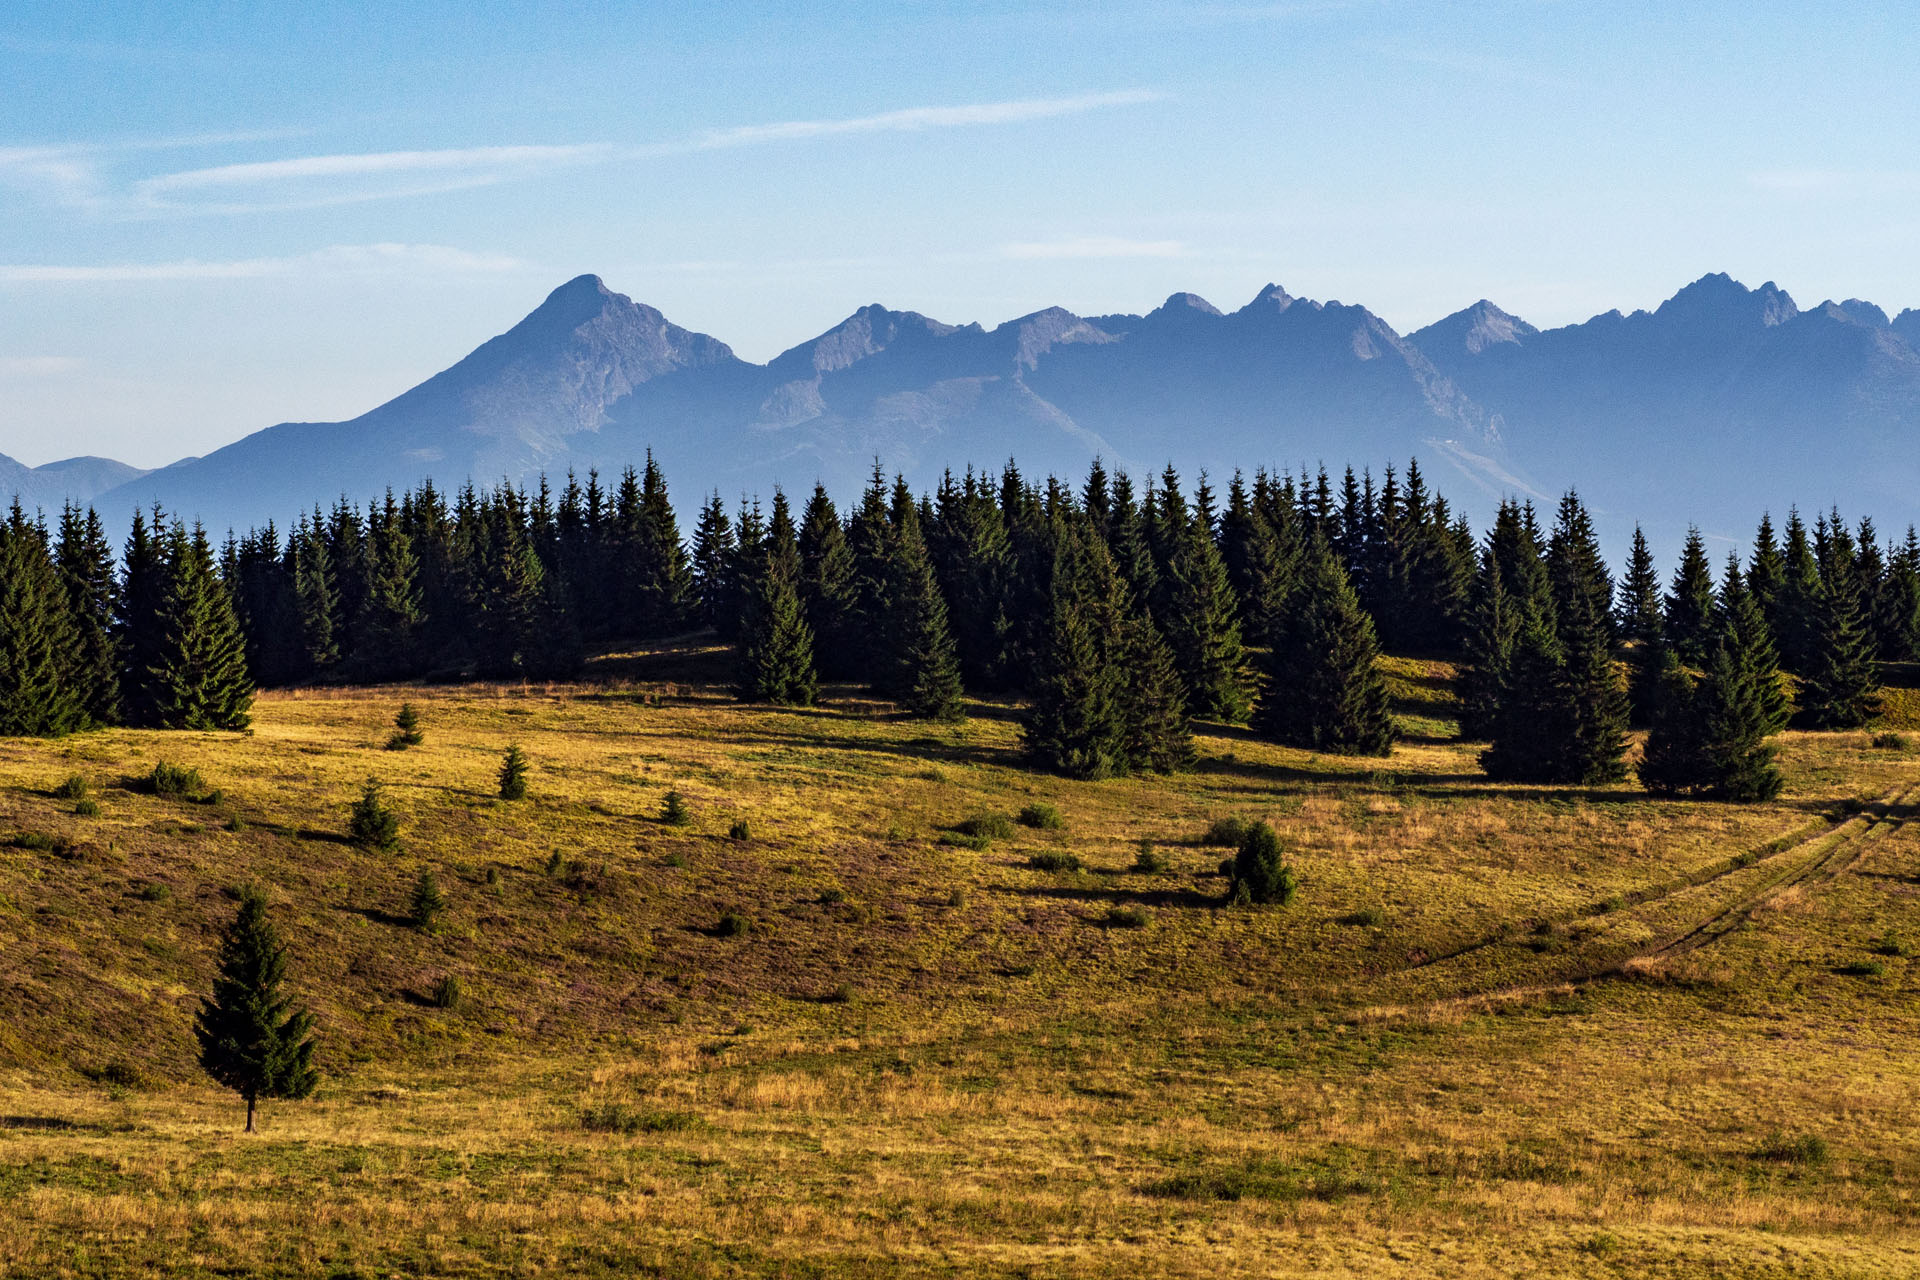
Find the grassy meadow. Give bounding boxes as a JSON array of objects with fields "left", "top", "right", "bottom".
[{"left": 2, "top": 647, "right": 1918, "bottom": 1277}]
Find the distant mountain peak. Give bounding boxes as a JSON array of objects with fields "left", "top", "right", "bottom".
[
  {"left": 1659, "top": 272, "right": 1798, "bottom": 327},
  {"left": 1147, "top": 291, "right": 1222, "bottom": 319},
  {"left": 1246, "top": 282, "right": 1296, "bottom": 312},
  {"left": 1831, "top": 299, "right": 1892, "bottom": 329},
  {"left": 1413, "top": 299, "right": 1539, "bottom": 357}
]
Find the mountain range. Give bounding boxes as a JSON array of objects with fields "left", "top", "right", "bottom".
[{"left": 8, "top": 272, "right": 1920, "bottom": 558}]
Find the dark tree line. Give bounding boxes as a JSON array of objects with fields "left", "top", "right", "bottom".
[
  {"left": 0, "top": 502, "right": 252, "bottom": 735},
  {"left": 6, "top": 450, "right": 1915, "bottom": 803}
]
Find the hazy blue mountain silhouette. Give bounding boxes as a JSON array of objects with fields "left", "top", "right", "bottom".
[
  {"left": 17, "top": 269, "right": 1911, "bottom": 557},
  {"left": 2, "top": 453, "right": 149, "bottom": 513},
  {"left": 1414, "top": 273, "right": 1920, "bottom": 548}
]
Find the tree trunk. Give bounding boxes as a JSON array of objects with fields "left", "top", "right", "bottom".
[{"left": 245, "top": 1094, "right": 255, "bottom": 1132}]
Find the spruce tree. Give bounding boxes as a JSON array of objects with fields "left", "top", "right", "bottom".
[
  {"left": 55, "top": 504, "right": 121, "bottom": 727},
  {"left": 690, "top": 491, "right": 737, "bottom": 633},
  {"left": 1458, "top": 550, "right": 1517, "bottom": 740},
  {"left": 1156, "top": 493, "right": 1252, "bottom": 723},
  {"left": 498, "top": 744, "right": 529, "bottom": 800},
  {"left": 1641, "top": 600, "right": 1785, "bottom": 801},
  {"left": 1022, "top": 533, "right": 1124, "bottom": 779},
  {"left": 1637, "top": 650, "right": 1705, "bottom": 795},
  {"left": 0, "top": 505, "right": 85, "bottom": 737},
  {"left": 1885, "top": 527, "right": 1920, "bottom": 661},
  {"left": 1617, "top": 525, "right": 1666, "bottom": 727},
  {"left": 1776, "top": 509, "right": 1822, "bottom": 673},
  {"left": 357, "top": 500, "right": 426, "bottom": 679},
  {"left": 1546, "top": 490, "right": 1613, "bottom": 647},
  {"left": 150, "top": 523, "right": 255, "bottom": 731},
  {"left": 735, "top": 491, "right": 819, "bottom": 706},
  {"left": 888, "top": 519, "right": 964, "bottom": 720},
  {"left": 1478, "top": 607, "right": 1566, "bottom": 782},
  {"left": 1800, "top": 552, "right": 1882, "bottom": 729},
  {"left": 1551, "top": 588, "right": 1630, "bottom": 784},
  {"left": 1254, "top": 539, "right": 1395, "bottom": 756},
  {"left": 117, "top": 507, "right": 172, "bottom": 726},
  {"left": 1230, "top": 821, "right": 1297, "bottom": 906},
  {"left": 1747, "top": 512, "right": 1784, "bottom": 634},
  {"left": 1664, "top": 526, "right": 1716, "bottom": 666},
  {"left": 290, "top": 518, "right": 341, "bottom": 677},
  {"left": 1616, "top": 526, "right": 1661, "bottom": 643},
  {"left": 193, "top": 884, "right": 319, "bottom": 1132},
  {"left": 409, "top": 871, "right": 445, "bottom": 932}
]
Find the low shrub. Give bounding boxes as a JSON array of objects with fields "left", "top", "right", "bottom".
[
  {"left": 1199, "top": 816, "right": 1251, "bottom": 847},
  {"left": 728, "top": 819, "right": 751, "bottom": 841},
  {"left": 146, "top": 761, "right": 203, "bottom": 797},
  {"left": 946, "top": 888, "right": 968, "bottom": 909},
  {"left": 1870, "top": 934, "right": 1910, "bottom": 958},
  {"left": 1016, "top": 803, "right": 1064, "bottom": 831},
  {"left": 938, "top": 832, "right": 990, "bottom": 851},
  {"left": 955, "top": 813, "right": 1015, "bottom": 840},
  {"left": 715, "top": 911, "right": 749, "bottom": 937},
  {"left": 1836, "top": 959, "right": 1884, "bottom": 978},
  {"left": 823, "top": 983, "right": 854, "bottom": 1004},
  {"left": 1028, "top": 851, "right": 1082, "bottom": 873},
  {"left": 136, "top": 882, "right": 172, "bottom": 902},
  {"left": 1338, "top": 907, "right": 1386, "bottom": 927},
  {"left": 1754, "top": 1130, "right": 1829, "bottom": 1167},
  {"left": 580, "top": 1104, "right": 701, "bottom": 1135},
  {"left": 1105, "top": 905, "right": 1149, "bottom": 929},
  {"left": 53, "top": 775, "right": 89, "bottom": 801},
  {"left": 817, "top": 887, "right": 848, "bottom": 905},
  {"left": 430, "top": 974, "right": 463, "bottom": 1010},
  {"left": 73, "top": 799, "right": 100, "bottom": 818},
  {"left": 7, "top": 831, "right": 72, "bottom": 856},
  {"left": 1871, "top": 731, "right": 1912, "bottom": 752}
]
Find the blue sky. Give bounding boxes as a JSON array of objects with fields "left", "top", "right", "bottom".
[{"left": 2, "top": 0, "right": 1916, "bottom": 467}]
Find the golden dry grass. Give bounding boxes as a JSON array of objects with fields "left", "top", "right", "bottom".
[{"left": 1, "top": 646, "right": 1917, "bottom": 1277}]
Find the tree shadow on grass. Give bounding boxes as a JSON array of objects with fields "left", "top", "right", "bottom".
[{"left": 340, "top": 904, "right": 411, "bottom": 928}]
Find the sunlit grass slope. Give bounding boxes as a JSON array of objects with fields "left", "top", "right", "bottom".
[{"left": 1, "top": 645, "right": 1917, "bottom": 1277}]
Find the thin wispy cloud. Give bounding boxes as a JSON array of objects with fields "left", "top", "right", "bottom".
[
  {"left": 0, "top": 243, "right": 521, "bottom": 284},
  {"left": 676, "top": 90, "right": 1166, "bottom": 151},
  {"left": 132, "top": 144, "right": 614, "bottom": 213},
  {"left": 1000, "top": 235, "right": 1188, "bottom": 260},
  {"left": 2, "top": 90, "right": 1165, "bottom": 218}
]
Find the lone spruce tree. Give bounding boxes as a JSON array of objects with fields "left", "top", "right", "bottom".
[
  {"left": 194, "top": 884, "right": 319, "bottom": 1132},
  {"left": 498, "top": 744, "right": 529, "bottom": 800},
  {"left": 1254, "top": 539, "right": 1395, "bottom": 756}
]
